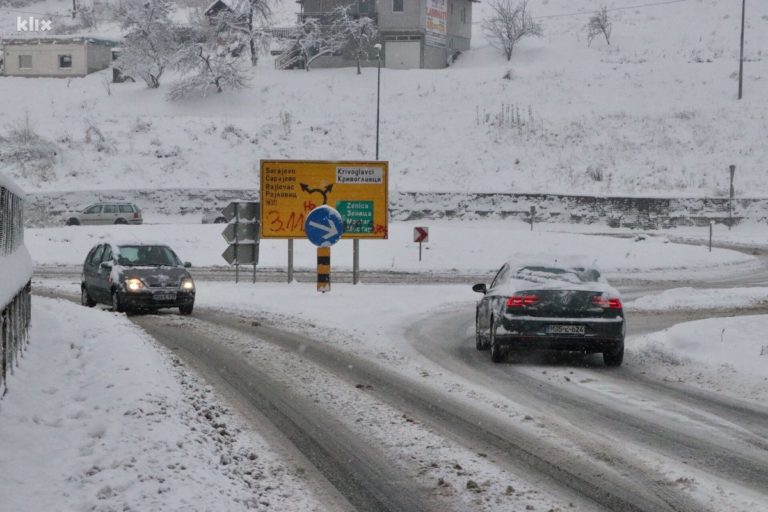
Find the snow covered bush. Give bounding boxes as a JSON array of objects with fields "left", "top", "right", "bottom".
[
  {"left": 0, "top": 115, "right": 58, "bottom": 182},
  {"left": 483, "top": 0, "right": 542, "bottom": 61},
  {"left": 113, "top": 0, "right": 179, "bottom": 88},
  {"left": 586, "top": 6, "right": 612, "bottom": 46}
]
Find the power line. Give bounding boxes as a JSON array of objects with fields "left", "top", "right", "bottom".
[
  {"left": 533, "top": 0, "right": 689, "bottom": 20},
  {"left": 472, "top": 0, "right": 689, "bottom": 24}
]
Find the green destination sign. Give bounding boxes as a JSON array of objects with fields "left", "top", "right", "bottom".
[{"left": 336, "top": 200, "right": 374, "bottom": 234}]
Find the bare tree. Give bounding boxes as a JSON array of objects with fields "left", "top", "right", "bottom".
[
  {"left": 586, "top": 6, "right": 612, "bottom": 46},
  {"left": 483, "top": 0, "right": 542, "bottom": 61}
]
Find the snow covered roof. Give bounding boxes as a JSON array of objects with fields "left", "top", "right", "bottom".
[
  {"left": 204, "top": 0, "right": 250, "bottom": 16},
  {"left": 0, "top": 35, "right": 119, "bottom": 46}
]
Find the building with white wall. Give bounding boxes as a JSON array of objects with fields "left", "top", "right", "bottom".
[{"left": 0, "top": 36, "right": 117, "bottom": 78}]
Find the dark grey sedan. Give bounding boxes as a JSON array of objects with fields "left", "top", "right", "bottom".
[
  {"left": 473, "top": 262, "right": 625, "bottom": 366},
  {"left": 81, "top": 242, "right": 195, "bottom": 315}
]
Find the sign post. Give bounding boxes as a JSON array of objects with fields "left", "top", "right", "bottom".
[
  {"left": 260, "top": 160, "right": 388, "bottom": 285},
  {"left": 413, "top": 226, "right": 429, "bottom": 262},
  {"left": 305, "top": 205, "right": 344, "bottom": 292},
  {"left": 221, "top": 201, "right": 260, "bottom": 283}
]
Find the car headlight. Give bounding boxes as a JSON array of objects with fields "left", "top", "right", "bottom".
[
  {"left": 180, "top": 277, "right": 195, "bottom": 291},
  {"left": 125, "top": 278, "right": 144, "bottom": 292}
]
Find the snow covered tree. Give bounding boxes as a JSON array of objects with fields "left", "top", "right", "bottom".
[
  {"left": 329, "top": 5, "right": 378, "bottom": 74},
  {"left": 113, "top": 0, "right": 178, "bottom": 88},
  {"left": 167, "top": 32, "right": 250, "bottom": 100},
  {"left": 284, "top": 17, "right": 345, "bottom": 71},
  {"left": 207, "top": 0, "right": 272, "bottom": 66},
  {"left": 586, "top": 6, "right": 612, "bottom": 46},
  {"left": 483, "top": 0, "right": 542, "bottom": 61}
]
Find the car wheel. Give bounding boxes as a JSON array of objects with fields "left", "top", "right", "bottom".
[
  {"left": 112, "top": 291, "right": 126, "bottom": 313},
  {"left": 214, "top": 217, "right": 227, "bottom": 224},
  {"left": 490, "top": 318, "right": 505, "bottom": 363},
  {"left": 81, "top": 285, "right": 95, "bottom": 307},
  {"left": 603, "top": 342, "right": 624, "bottom": 367},
  {"left": 475, "top": 312, "right": 489, "bottom": 351},
  {"left": 179, "top": 304, "right": 194, "bottom": 315},
  {"left": 114, "top": 218, "right": 128, "bottom": 225},
  {"left": 66, "top": 218, "right": 80, "bottom": 226}
]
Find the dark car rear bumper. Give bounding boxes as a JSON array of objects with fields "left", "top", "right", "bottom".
[
  {"left": 497, "top": 315, "right": 624, "bottom": 353},
  {"left": 121, "top": 290, "right": 194, "bottom": 310}
]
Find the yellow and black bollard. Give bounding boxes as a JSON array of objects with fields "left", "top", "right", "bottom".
[{"left": 317, "top": 246, "right": 331, "bottom": 293}]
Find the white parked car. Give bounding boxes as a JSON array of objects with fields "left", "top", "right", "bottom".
[{"left": 65, "top": 202, "right": 143, "bottom": 225}]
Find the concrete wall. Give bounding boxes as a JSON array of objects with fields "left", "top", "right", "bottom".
[
  {"left": 378, "top": 0, "right": 423, "bottom": 30},
  {"left": 422, "top": 43, "right": 446, "bottom": 68},
  {"left": 23, "top": 188, "right": 768, "bottom": 229},
  {"left": 1, "top": 42, "right": 87, "bottom": 77},
  {"left": 86, "top": 43, "right": 112, "bottom": 73},
  {"left": 446, "top": 0, "right": 471, "bottom": 41}
]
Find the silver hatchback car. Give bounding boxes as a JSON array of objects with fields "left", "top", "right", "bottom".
[{"left": 66, "top": 203, "right": 143, "bottom": 225}]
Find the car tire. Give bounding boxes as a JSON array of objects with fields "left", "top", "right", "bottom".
[
  {"left": 112, "top": 291, "right": 126, "bottom": 313},
  {"left": 214, "top": 217, "right": 226, "bottom": 224},
  {"left": 179, "top": 304, "right": 194, "bottom": 315},
  {"left": 603, "top": 342, "right": 624, "bottom": 367},
  {"left": 490, "top": 318, "right": 505, "bottom": 363},
  {"left": 66, "top": 218, "right": 80, "bottom": 226},
  {"left": 475, "top": 312, "right": 489, "bottom": 351},
  {"left": 81, "top": 285, "right": 96, "bottom": 307},
  {"left": 114, "top": 218, "right": 128, "bottom": 225}
]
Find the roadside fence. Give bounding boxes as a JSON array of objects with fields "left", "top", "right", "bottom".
[{"left": 1, "top": 182, "right": 32, "bottom": 396}]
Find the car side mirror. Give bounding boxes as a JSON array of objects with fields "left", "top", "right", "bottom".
[
  {"left": 100, "top": 261, "right": 112, "bottom": 270},
  {"left": 184, "top": 262, "right": 192, "bottom": 268},
  {"left": 472, "top": 283, "right": 487, "bottom": 294}
]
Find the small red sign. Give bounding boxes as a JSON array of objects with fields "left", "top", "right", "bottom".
[{"left": 413, "top": 227, "right": 429, "bottom": 243}]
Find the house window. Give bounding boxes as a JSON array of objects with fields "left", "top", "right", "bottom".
[
  {"left": 461, "top": 7, "right": 466, "bottom": 23},
  {"left": 59, "top": 55, "right": 72, "bottom": 68},
  {"left": 18, "top": 55, "right": 32, "bottom": 69},
  {"left": 393, "top": 0, "right": 403, "bottom": 12}
]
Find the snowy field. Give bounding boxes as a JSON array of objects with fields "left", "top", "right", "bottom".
[
  {"left": 1, "top": 0, "right": 767, "bottom": 196},
  {"left": 26, "top": 220, "right": 757, "bottom": 278}
]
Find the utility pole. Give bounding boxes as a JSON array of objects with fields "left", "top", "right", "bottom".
[
  {"left": 738, "top": 0, "right": 745, "bottom": 99},
  {"left": 72, "top": 0, "right": 77, "bottom": 19}
]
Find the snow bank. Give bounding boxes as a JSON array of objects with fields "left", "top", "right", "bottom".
[
  {"left": 0, "top": 297, "right": 320, "bottom": 512},
  {"left": 628, "top": 287, "right": 768, "bottom": 311},
  {"left": 631, "top": 315, "right": 768, "bottom": 391}
]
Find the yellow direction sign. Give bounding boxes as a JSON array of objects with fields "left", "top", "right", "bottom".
[{"left": 260, "top": 160, "right": 389, "bottom": 239}]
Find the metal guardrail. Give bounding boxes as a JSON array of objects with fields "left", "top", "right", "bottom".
[{"left": 1, "top": 184, "right": 32, "bottom": 396}]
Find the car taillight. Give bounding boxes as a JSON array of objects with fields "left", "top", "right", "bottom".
[
  {"left": 506, "top": 295, "right": 539, "bottom": 307},
  {"left": 592, "top": 296, "right": 622, "bottom": 309},
  {"left": 133, "top": 212, "right": 140, "bottom": 219}
]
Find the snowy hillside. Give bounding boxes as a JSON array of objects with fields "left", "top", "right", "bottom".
[{"left": 0, "top": 0, "right": 766, "bottom": 197}]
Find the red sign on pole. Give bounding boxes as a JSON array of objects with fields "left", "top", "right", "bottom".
[{"left": 413, "top": 227, "right": 429, "bottom": 243}]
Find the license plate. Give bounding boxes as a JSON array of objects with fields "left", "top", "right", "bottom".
[
  {"left": 154, "top": 293, "right": 177, "bottom": 301},
  {"left": 548, "top": 324, "right": 585, "bottom": 335}
]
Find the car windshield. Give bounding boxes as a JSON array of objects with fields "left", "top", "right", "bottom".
[
  {"left": 117, "top": 245, "right": 181, "bottom": 267},
  {"left": 513, "top": 266, "right": 600, "bottom": 284}
]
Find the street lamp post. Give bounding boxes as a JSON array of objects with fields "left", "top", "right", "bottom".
[
  {"left": 374, "top": 43, "right": 382, "bottom": 160},
  {"left": 738, "top": 0, "right": 745, "bottom": 99}
]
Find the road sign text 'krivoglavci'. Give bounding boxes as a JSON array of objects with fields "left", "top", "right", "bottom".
[{"left": 260, "top": 160, "right": 388, "bottom": 239}]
